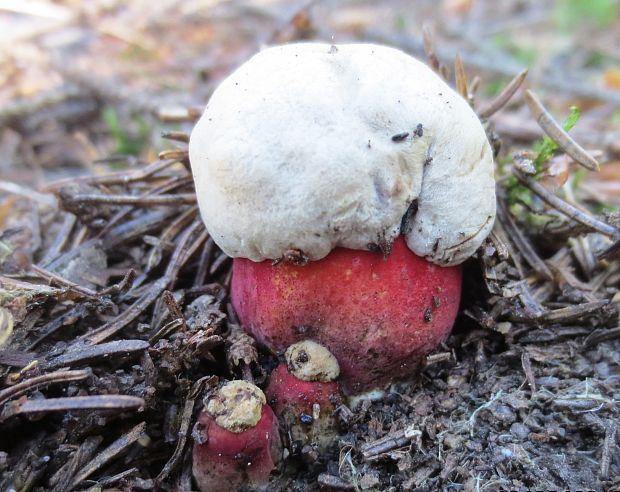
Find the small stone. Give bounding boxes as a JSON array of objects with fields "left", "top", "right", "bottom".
[
  {"left": 548, "top": 425, "right": 566, "bottom": 439},
  {"left": 359, "top": 473, "right": 380, "bottom": 490},
  {"left": 492, "top": 404, "right": 516, "bottom": 424},
  {"left": 447, "top": 375, "right": 467, "bottom": 387},
  {"left": 438, "top": 397, "right": 458, "bottom": 412},
  {"left": 465, "top": 440, "right": 483, "bottom": 453},
  {"left": 443, "top": 433, "right": 462, "bottom": 449},
  {"left": 300, "top": 444, "right": 319, "bottom": 463},
  {"left": 495, "top": 322, "right": 511, "bottom": 334},
  {"left": 595, "top": 361, "right": 609, "bottom": 378},
  {"left": 535, "top": 376, "right": 560, "bottom": 387},
  {"left": 497, "top": 446, "right": 513, "bottom": 459},
  {"left": 414, "top": 395, "right": 433, "bottom": 416},
  {"left": 510, "top": 422, "right": 530, "bottom": 440}
]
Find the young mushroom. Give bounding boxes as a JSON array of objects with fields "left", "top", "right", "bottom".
[
  {"left": 192, "top": 380, "right": 281, "bottom": 492},
  {"left": 189, "top": 43, "right": 495, "bottom": 394},
  {"left": 266, "top": 340, "right": 343, "bottom": 457}
]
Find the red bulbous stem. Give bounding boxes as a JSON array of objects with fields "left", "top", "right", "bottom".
[
  {"left": 267, "top": 364, "right": 340, "bottom": 417},
  {"left": 232, "top": 236, "right": 462, "bottom": 394},
  {"left": 192, "top": 406, "right": 281, "bottom": 491},
  {"left": 266, "top": 363, "right": 341, "bottom": 454},
  {"left": 192, "top": 382, "right": 281, "bottom": 492}
]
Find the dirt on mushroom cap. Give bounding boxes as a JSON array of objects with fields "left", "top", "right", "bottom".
[
  {"left": 206, "top": 380, "right": 266, "bottom": 433},
  {"left": 284, "top": 340, "right": 340, "bottom": 382}
]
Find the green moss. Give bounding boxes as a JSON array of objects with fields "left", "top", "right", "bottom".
[
  {"left": 554, "top": 0, "right": 618, "bottom": 30},
  {"left": 0, "top": 241, "right": 12, "bottom": 263},
  {"left": 583, "top": 50, "right": 608, "bottom": 68},
  {"left": 483, "top": 78, "right": 509, "bottom": 98},
  {"left": 610, "top": 111, "right": 620, "bottom": 126},
  {"left": 102, "top": 106, "right": 150, "bottom": 158},
  {"left": 491, "top": 33, "right": 537, "bottom": 66},
  {"left": 0, "top": 288, "right": 35, "bottom": 306},
  {"left": 394, "top": 14, "right": 407, "bottom": 32}
]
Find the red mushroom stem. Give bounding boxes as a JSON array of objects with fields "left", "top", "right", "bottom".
[
  {"left": 266, "top": 340, "right": 343, "bottom": 457},
  {"left": 233, "top": 236, "right": 462, "bottom": 395},
  {"left": 192, "top": 381, "right": 281, "bottom": 491}
]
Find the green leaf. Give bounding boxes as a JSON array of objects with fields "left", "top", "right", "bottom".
[
  {"left": 533, "top": 105, "right": 581, "bottom": 171},
  {"left": 505, "top": 106, "right": 581, "bottom": 209}
]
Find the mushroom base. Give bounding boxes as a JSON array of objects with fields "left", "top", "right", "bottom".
[
  {"left": 192, "top": 406, "right": 281, "bottom": 492},
  {"left": 266, "top": 363, "right": 342, "bottom": 455},
  {"left": 232, "top": 237, "right": 462, "bottom": 394}
]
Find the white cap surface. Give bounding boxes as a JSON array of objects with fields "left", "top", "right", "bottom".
[
  {"left": 189, "top": 43, "right": 495, "bottom": 265},
  {"left": 206, "top": 380, "right": 266, "bottom": 433},
  {"left": 285, "top": 340, "right": 340, "bottom": 382}
]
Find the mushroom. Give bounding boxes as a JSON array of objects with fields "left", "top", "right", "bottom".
[
  {"left": 192, "top": 380, "right": 281, "bottom": 492},
  {"left": 266, "top": 340, "right": 343, "bottom": 457},
  {"left": 189, "top": 43, "right": 495, "bottom": 394},
  {"left": 234, "top": 235, "right": 461, "bottom": 394}
]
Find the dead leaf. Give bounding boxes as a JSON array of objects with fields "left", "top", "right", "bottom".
[
  {"left": 542, "top": 154, "right": 571, "bottom": 190},
  {"left": 603, "top": 67, "right": 620, "bottom": 91}
]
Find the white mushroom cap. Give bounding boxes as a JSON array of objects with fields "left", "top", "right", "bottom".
[
  {"left": 285, "top": 340, "right": 340, "bottom": 382},
  {"left": 206, "top": 380, "right": 266, "bottom": 433},
  {"left": 189, "top": 43, "right": 495, "bottom": 266}
]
